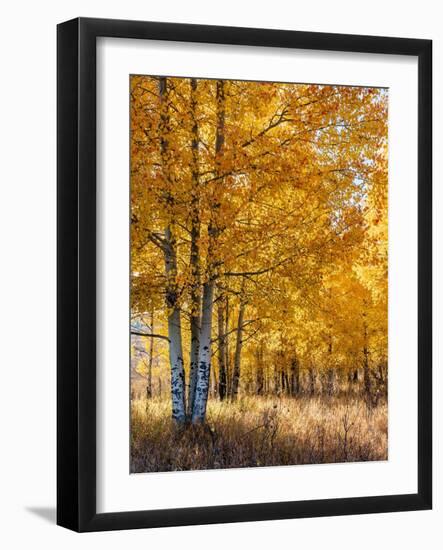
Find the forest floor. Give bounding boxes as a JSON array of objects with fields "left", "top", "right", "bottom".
[{"left": 130, "top": 394, "right": 388, "bottom": 472}]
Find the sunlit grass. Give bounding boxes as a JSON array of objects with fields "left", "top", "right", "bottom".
[{"left": 131, "top": 394, "right": 387, "bottom": 472}]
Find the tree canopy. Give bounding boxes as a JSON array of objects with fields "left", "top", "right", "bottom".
[{"left": 130, "top": 75, "right": 388, "bottom": 423}]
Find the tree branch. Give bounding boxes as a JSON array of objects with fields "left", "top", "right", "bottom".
[{"left": 131, "top": 330, "right": 170, "bottom": 342}]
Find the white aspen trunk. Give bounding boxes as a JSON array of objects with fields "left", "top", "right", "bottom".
[
  {"left": 192, "top": 281, "right": 215, "bottom": 422},
  {"left": 188, "top": 315, "right": 200, "bottom": 417},
  {"left": 187, "top": 77, "right": 201, "bottom": 419},
  {"left": 167, "top": 307, "right": 186, "bottom": 422},
  {"left": 191, "top": 80, "right": 225, "bottom": 423},
  {"left": 164, "top": 228, "right": 186, "bottom": 423},
  {"left": 159, "top": 76, "right": 186, "bottom": 423}
]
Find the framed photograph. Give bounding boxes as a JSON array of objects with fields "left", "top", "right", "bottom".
[{"left": 57, "top": 17, "right": 432, "bottom": 532}]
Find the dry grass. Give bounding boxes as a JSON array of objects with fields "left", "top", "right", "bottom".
[{"left": 131, "top": 395, "right": 388, "bottom": 473}]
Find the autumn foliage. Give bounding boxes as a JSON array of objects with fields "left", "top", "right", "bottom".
[{"left": 130, "top": 75, "right": 388, "bottom": 470}]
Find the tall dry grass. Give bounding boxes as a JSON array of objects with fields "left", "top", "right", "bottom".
[{"left": 131, "top": 395, "right": 387, "bottom": 472}]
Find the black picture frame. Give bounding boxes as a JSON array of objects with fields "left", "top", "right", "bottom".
[{"left": 57, "top": 17, "right": 432, "bottom": 532}]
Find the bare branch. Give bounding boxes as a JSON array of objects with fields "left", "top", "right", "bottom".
[{"left": 131, "top": 330, "right": 170, "bottom": 342}]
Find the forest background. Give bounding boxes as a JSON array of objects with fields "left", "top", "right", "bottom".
[{"left": 130, "top": 75, "right": 388, "bottom": 472}]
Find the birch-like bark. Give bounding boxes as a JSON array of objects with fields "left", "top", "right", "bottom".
[
  {"left": 164, "top": 229, "right": 186, "bottom": 423},
  {"left": 192, "top": 280, "right": 215, "bottom": 422},
  {"left": 159, "top": 77, "right": 186, "bottom": 423},
  {"left": 188, "top": 286, "right": 200, "bottom": 417},
  {"left": 191, "top": 80, "right": 225, "bottom": 423},
  {"left": 187, "top": 78, "right": 201, "bottom": 418}
]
